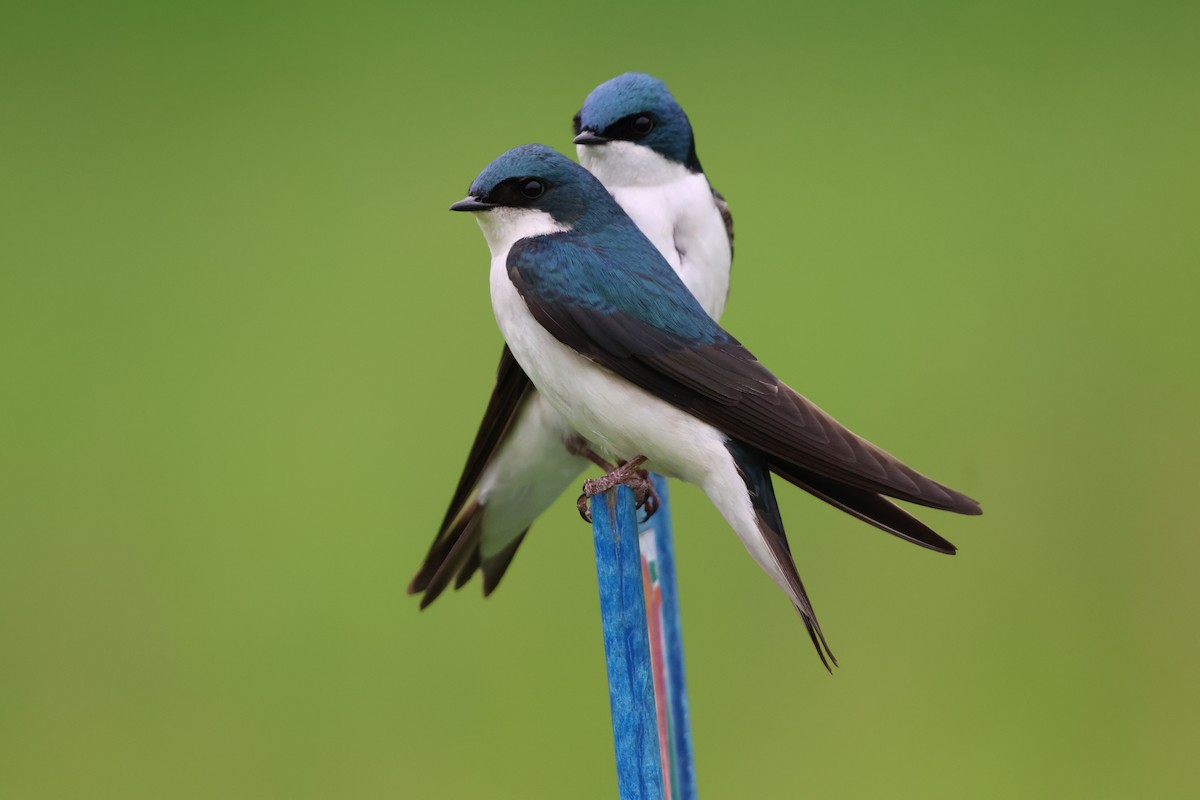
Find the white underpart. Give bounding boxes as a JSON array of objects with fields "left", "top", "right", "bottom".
[
  {"left": 579, "top": 141, "right": 731, "bottom": 319},
  {"left": 468, "top": 209, "right": 585, "bottom": 558},
  {"left": 473, "top": 207, "right": 571, "bottom": 262},
  {"left": 478, "top": 208, "right": 794, "bottom": 606}
]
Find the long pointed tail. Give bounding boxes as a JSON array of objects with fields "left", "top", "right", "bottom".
[
  {"left": 409, "top": 497, "right": 532, "bottom": 608},
  {"left": 718, "top": 441, "right": 837, "bottom": 670}
]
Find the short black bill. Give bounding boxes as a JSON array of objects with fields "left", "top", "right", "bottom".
[
  {"left": 573, "top": 130, "right": 610, "bottom": 146},
  {"left": 449, "top": 197, "right": 494, "bottom": 212}
]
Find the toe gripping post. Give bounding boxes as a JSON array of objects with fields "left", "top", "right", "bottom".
[{"left": 590, "top": 476, "right": 696, "bottom": 800}]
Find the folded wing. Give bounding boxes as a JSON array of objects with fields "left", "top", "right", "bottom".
[{"left": 508, "top": 237, "right": 981, "bottom": 525}]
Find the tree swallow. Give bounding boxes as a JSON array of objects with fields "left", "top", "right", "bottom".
[
  {"left": 410, "top": 75, "right": 733, "bottom": 606},
  {"left": 445, "top": 145, "right": 982, "bottom": 668}
]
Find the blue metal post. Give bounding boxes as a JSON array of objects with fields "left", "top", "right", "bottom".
[
  {"left": 591, "top": 485, "right": 664, "bottom": 800},
  {"left": 638, "top": 475, "right": 697, "bottom": 800}
]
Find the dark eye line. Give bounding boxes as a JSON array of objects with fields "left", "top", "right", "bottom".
[
  {"left": 479, "top": 176, "right": 547, "bottom": 206},
  {"left": 601, "top": 112, "right": 656, "bottom": 140}
]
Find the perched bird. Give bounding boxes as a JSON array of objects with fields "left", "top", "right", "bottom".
[
  {"left": 410, "top": 74, "right": 732, "bottom": 606},
  {"left": 446, "top": 145, "right": 981, "bottom": 667}
]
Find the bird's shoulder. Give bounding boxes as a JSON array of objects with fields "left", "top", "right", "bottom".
[
  {"left": 506, "top": 229, "right": 724, "bottom": 342},
  {"left": 711, "top": 185, "right": 734, "bottom": 255}
]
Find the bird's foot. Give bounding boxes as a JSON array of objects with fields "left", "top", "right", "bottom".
[
  {"left": 576, "top": 456, "right": 659, "bottom": 523},
  {"left": 565, "top": 437, "right": 616, "bottom": 472}
]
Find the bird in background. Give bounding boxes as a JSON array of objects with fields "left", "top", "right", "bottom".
[
  {"left": 446, "top": 145, "right": 981, "bottom": 668},
  {"left": 410, "top": 73, "right": 734, "bottom": 606}
]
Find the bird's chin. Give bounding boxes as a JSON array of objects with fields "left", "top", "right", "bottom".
[
  {"left": 578, "top": 140, "right": 679, "bottom": 187},
  {"left": 474, "top": 207, "right": 572, "bottom": 258},
  {"left": 576, "top": 143, "right": 603, "bottom": 170}
]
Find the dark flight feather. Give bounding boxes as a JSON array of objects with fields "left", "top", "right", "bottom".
[
  {"left": 768, "top": 460, "right": 956, "bottom": 554},
  {"left": 410, "top": 348, "right": 534, "bottom": 601},
  {"left": 436, "top": 346, "right": 533, "bottom": 538}
]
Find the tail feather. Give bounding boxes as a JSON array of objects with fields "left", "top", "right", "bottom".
[
  {"left": 454, "top": 547, "right": 482, "bottom": 590},
  {"left": 729, "top": 441, "right": 837, "bottom": 670},
  {"left": 760, "top": 500, "right": 838, "bottom": 671},
  {"left": 412, "top": 502, "right": 484, "bottom": 609},
  {"left": 412, "top": 499, "right": 531, "bottom": 607},
  {"left": 481, "top": 529, "right": 529, "bottom": 597},
  {"left": 407, "top": 499, "right": 478, "bottom": 596}
]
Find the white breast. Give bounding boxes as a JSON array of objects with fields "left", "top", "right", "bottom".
[{"left": 580, "top": 142, "right": 732, "bottom": 321}]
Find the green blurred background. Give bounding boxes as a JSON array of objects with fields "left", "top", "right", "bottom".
[{"left": 3, "top": 1, "right": 1197, "bottom": 797}]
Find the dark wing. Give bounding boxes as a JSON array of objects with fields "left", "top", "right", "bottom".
[
  {"left": 507, "top": 248, "right": 980, "bottom": 518},
  {"left": 769, "top": 460, "right": 957, "bottom": 553},
  {"left": 409, "top": 347, "right": 534, "bottom": 599}
]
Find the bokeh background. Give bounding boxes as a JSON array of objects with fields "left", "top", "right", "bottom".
[{"left": 3, "top": 1, "right": 1198, "bottom": 797}]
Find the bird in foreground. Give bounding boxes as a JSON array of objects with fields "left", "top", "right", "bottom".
[
  {"left": 410, "top": 73, "right": 733, "bottom": 606},
  {"left": 447, "top": 145, "right": 982, "bottom": 668}
]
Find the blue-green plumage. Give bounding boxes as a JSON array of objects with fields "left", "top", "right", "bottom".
[
  {"left": 509, "top": 232, "right": 731, "bottom": 347},
  {"left": 574, "top": 72, "right": 702, "bottom": 172},
  {"left": 467, "top": 143, "right": 661, "bottom": 232},
  {"left": 470, "top": 146, "right": 729, "bottom": 344}
]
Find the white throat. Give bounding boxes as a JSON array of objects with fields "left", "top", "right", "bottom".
[
  {"left": 472, "top": 207, "right": 572, "bottom": 260},
  {"left": 577, "top": 141, "right": 693, "bottom": 188}
]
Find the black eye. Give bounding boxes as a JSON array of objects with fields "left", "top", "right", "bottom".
[
  {"left": 632, "top": 115, "right": 654, "bottom": 135},
  {"left": 521, "top": 179, "right": 544, "bottom": 199}
]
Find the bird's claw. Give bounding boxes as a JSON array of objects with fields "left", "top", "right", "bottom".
[
  {"left": 575, "top": 457, "right": 658, "bottom": 525},
  {"left": 635, "top": 470, "right": 661, "bottom": 523}
]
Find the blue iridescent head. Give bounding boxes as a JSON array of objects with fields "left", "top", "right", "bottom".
[
  {"left": 573, "top": 72, "right": 701, "bottom": 172},
  {"left": 449, "top": 144, "right": 622, "bottom": 229}
]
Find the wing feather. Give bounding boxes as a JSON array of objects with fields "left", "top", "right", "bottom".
[
  {"left": 508, "top": 244, "right": 979, "bottom": 516},
  {"left": 410, "top": 347, "right": 534, "bottom": 596}
]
